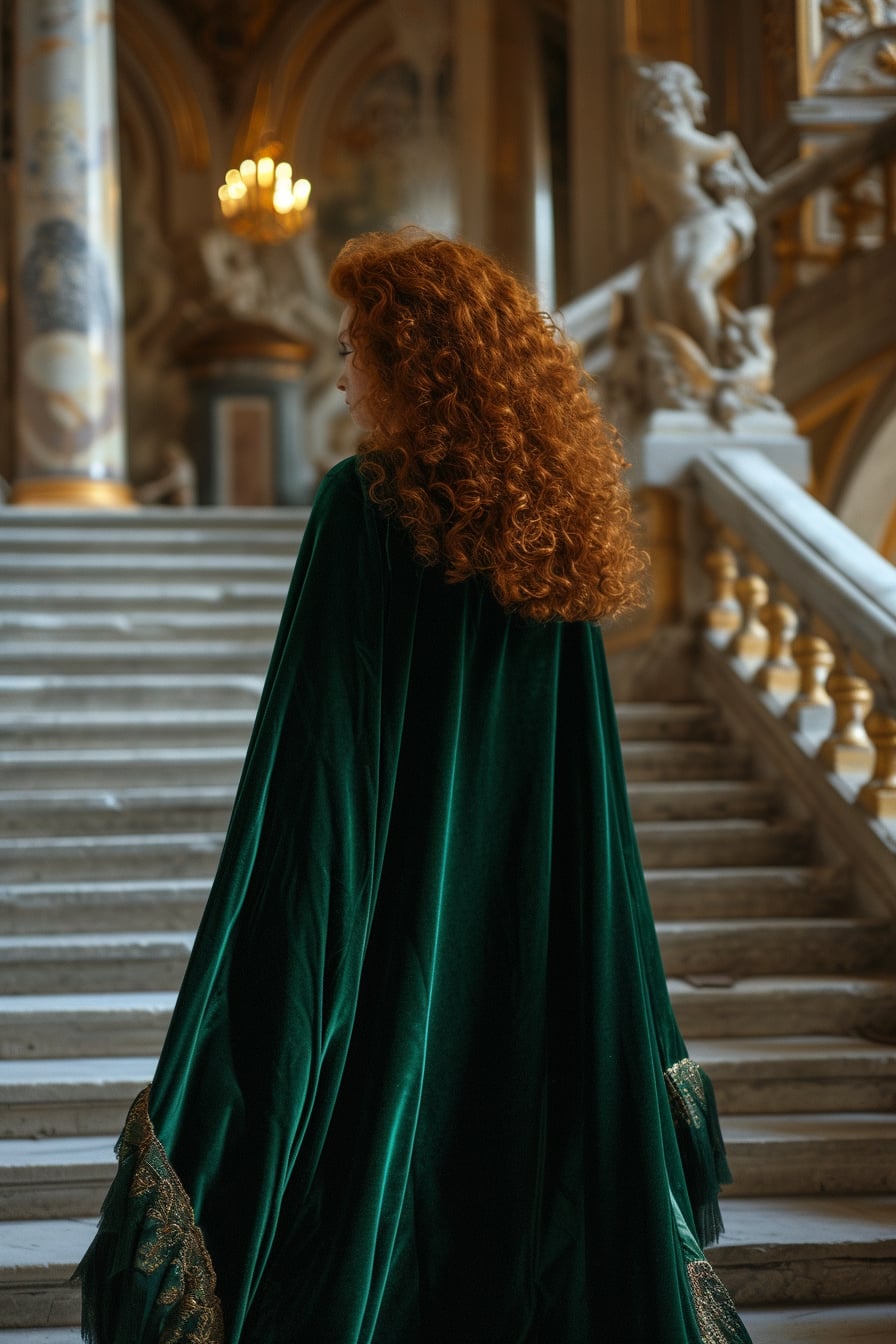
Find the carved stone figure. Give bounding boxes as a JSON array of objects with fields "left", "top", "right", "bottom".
[{"left": 607, "top": 61, "right": 781, "bottom": 429}]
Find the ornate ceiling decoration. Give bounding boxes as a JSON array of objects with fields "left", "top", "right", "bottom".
[{"left": 158, "top": 0, "right": 289, "bottom": 106}]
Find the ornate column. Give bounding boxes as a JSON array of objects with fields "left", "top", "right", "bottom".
[{"left": 10, "top": 0, "right": 131, "bottom": 506}]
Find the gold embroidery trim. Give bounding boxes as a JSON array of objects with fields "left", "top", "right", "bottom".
[
  {"left": 686, "top": 1259, "right": 744, "bottom": 1344},
  {"left": 665, "top": 1057, "right": 707, "bottom": 1131},
  {"left": 120, "top": 1086, "right": 224, "bottom": 1344}
]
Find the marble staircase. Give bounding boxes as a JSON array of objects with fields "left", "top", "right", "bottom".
[{"left": 0, "top": 508, "right": 894, "bottom": 1343}]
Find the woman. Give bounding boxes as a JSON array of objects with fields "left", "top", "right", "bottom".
[{"left": 77, "top": 229, "right": 751, "bottom": 1343}]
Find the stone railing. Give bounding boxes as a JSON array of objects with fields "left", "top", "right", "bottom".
[{"left": 692, "top": 448, "right": 896, "bottom": 859}]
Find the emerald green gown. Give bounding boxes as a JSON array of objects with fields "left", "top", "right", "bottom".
[{"left": 77, "top": 455, "right": 752, "bottom": 1343}]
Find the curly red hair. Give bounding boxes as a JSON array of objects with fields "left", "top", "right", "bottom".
[{"left": 329, "top": 229, "right": 646, "bottom": 622}]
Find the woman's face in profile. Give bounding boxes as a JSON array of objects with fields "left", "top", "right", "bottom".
[{"left": 336, "top": 305, "right": 375, "bottom": 430}]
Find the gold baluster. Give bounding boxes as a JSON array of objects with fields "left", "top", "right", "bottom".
[
  {"left": 755, "top": 601, "right": 800, "bottom": 698},
  {"left": 702, "top": 546, "right": 741, "bottom": 644},
  {"left": 730, "top": 575, "right": 770, "bottom": 664},
  {"left": 785, "top": 634, "right": 836, "bottom": 735},
  {"left": 818, "top": 672, "right": 875, "bottom": 776},
  {"left": 857, "top": 712, "right": 896, "bottom": 819}
]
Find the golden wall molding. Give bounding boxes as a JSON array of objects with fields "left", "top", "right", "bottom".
[{"left": 117, "top": 1, "right": 213, "bottom": 171}]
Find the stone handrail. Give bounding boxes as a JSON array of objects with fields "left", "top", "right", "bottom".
[{"left": 692, "top": 447, "right": 896, "bottom": 828}]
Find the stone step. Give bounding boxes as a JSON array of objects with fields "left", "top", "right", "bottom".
[
  {"left": 645, "top": 866, "right": 850, "bottom": 919},
  {"left": 0, "top": 582, "right": 289, "bottom": 612},
  {"left": 626, "top": 779, "right": 779, "bottom": 821},
  {"left": 0, "top": 934, "right": 194, "bottom": 995},
  {"left": 0, "top": 783, "right": 784, "bottom": 839},
  {"left": 0, "top": 739, "right": 753, "bottom": 788},
  {"left": 0, "top": 612, "right": 280, "bottom": 645},
  {"left": 0, "top": 870, "right": 849, "bottom": 937},
  {"left": 0, "top": 1330, "right": 81, "bottom": 1343},
  {"left": 0, "top": 994, "right": 176, "bottom": 1061},
  {"left": 670, "top": 976, "right": 896, "bottom": 1042},
  {"left": 1, "top": 1196, "right": 894, "bottom": 1327},
  {"left": 657, "top": 917, "right": 894, "bottom": 977},
  {"left": 0, "top": 505, "right": 306, "bottom": 530},
  {"left": 710, "top": 1194, "right": 896, "bottom": 1306},
  {"left": 688, "top": 1036, "right": 896, "bottom": 1114},
  {"left": 0, "top": 745, "right": 245, "bottom": 788},
  {"left": 0, "top": 1058, "right": 154, "bottom": 1139},
  {"left": 3, "top": 918, "right": 887, "bottom": 995},
  {"left": 0, "top": 524, "right": 303, "bottom": 555},
  {"left": 0, "top": 1219, "right": 88, "bottom": 1328},
  {"left": 0, "top": 819, "right": 812, "bottom": 885},
  {"left": 0, "top": 552, "right": 294, "bottom": 577},
  {"left": 0, "top": 709, "right": 257, "bottom": 750},
  {"left": 0, "top": 673, "right": 265, "bottom": 711},
  {"left": 0, "top": 640, "right": 274, "bottom": 675},
  {"left": 620, "top": 740, "right": 754, "bottom": 780},
  {"left": 0, "top": 880, "right": 209, "bottom": 935},
  {"left": 722, "top": 1113, "right": 896, "bottom": 1196},
  {"left": 634, "top": 818, "right": 813, "bottom": 867},
  {"left": 613, "top": 701, "right": 728, "bottom": 742},
  {"left": 4, "top": 1111, "right": 894, "bottom": 1223},
  {"left": 0, "top": 788, "right": 235, "bottom": 838},
  {"left": 739, "top": 1301, "right": 896, "bottom": 1341},
  {"left": 0, "top": 833, "right": 224, "bottom": 884},
  {"left": 0, "top": 1137, "right": 115, "bottom": 1220},
  {"left": 3, "top": 978, "right": 895, "bottom": 1061}
]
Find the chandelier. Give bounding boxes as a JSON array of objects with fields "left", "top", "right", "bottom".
[{"left": 217, "top": 141, "right": 312, "bottom": 245}]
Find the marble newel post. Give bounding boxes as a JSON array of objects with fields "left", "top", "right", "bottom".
[{"left": 10, "top": 0, "right": 131, "bottom": 507}]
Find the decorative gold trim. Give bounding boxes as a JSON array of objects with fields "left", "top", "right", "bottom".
[
  {"left": 120, "top": 1087, "right": 224, "bottom": 1343},
  {"left": 116, "top": 5, "right": 211, "bottom": 171},
  {"left": 9, "top": 477, "right": 137, "bottom": 508},
  {"left": 665, "top": 1058, "right": 708, "bottom": 1132},
  {"left": 686, "top": 1259, "right": 744, "bottom": 1344}
]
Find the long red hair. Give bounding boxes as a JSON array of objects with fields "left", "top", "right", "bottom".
[{"left": 329, "top": 229, "right": 645, "bottom": 623}]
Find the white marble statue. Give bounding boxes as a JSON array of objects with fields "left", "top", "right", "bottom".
[{"left": 608, "top": 60, "right": 780, "bottom": 429}]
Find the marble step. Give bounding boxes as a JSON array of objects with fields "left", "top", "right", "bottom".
[
  {"left": 0, "top": 673, "right": 264, "bottom": 711},
  {"left": 633, "top": 818, "right": 813, "bottom": 867},
  {"left": 0, "top": 833, "right": 224, "bottom": 884},
  {"left": 11, "top": 1320, "right": 894, "bottom": 1344},
  {"left": 0, "top": 819, "right": 813, "bottom": 884},
  {"left": 0, "top": 781, "right": 784, "bottom": 839},
  {"left": 656, "top": 917, "right": 895, "bottom": 977},
  {"left": 1, "top": 1196, "right": 894, "bottom": 1327},
  {"left": 0, "top": 868, "right": 850, "bottom": 937},
  {"left": 3, "top": 978, "right": 895, "bottom": 1060},
  {"left": 0, "top": 612, "right": 280, "bottom": 647},
  {"left": 0, "top": 1058, "right": 154, "bottom": 1139},
  {"left": 0, "top": 708, "right": 257, "bottom": 750},
  {"left": 0, "top": 934, "right": 195, "bottom": 995},
  {"left": 669, "top": 975, "right": 896, "bottom": 1042},
  {"left": 0, "top": 640, "right": 274, "bottom": 675},
  {"left": 0, "top": 879, "right": 210, "bottom": 935},
  {"left": 5, "top": 1109, "right": 895, "bottom": 1222},
  {"left": 0, "top": 738, "right": 753, "bottom": 788},
  {"left": 3, "top": 917, "right": 888, "bottom": 995},
  {"left": 0, "top": 787, "right": 236, "bottom": 838},
  {"left": 722, "top": 1113, "right": 896, "bottom": 1196},
  {"left": 0, "top": 994, "right": 176, "bottom": 1061},
  {"left": 0, "top": 1137, "right": 115, "bottom": 1220},
  {"left": 739, "top": 1301, "right": 896, "bottom": 1341},
  {"left": 0, "top": 523, "right": 303, "bottom": 554},
  {"left": 689, "top": 1036, "right": 896, "bottom": 1114},
  {"left": 0, "top": 582, "right": 288, "bottom": 612},
  {"left": 0, "top": 745, "right": 246, "bottom": 788},
  {"left": 0, "top": 552, "right": 294, "bottom": 578},
  {"left": 645, "top": 866, "right": 850, "bottom": 919},
  {"left": 612, "top": 701, "right": 728, "bottom": 742},
  {"left": 0, "top": 505, "right": 306, "bottom": 530},
  {"left": 710, "top": 1194, "right": 896, "bottom": 1306},
  {"left": 626, "top": 779, "right": 779, "bottom": 821}
]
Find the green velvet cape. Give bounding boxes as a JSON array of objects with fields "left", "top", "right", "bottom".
[{"left": 77, "top": 455, "right": 752, "bottom": 1344}]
